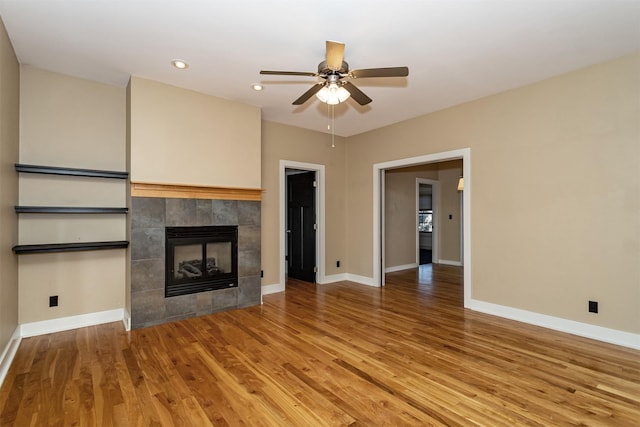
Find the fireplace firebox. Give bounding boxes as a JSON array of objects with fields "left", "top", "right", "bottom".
[{"left": 165, "top": 226, "right": 238, "bottom": 297}]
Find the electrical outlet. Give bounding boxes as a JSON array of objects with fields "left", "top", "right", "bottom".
[
  {"left": 49, "top": 295, "right": 58, "bottom": 307},
  {"left": 337, "top": 260, "right": 340, "bottom": 268},
  {"left": 260, "top": 270, "right": 264, "bottom": 278},
  {"left": 588, "top": 300, "right": 598, "bottom": 313}
]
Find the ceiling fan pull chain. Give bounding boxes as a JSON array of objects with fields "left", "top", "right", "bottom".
[
  {"left": 327, "top": 102, "right": 331, "bottom": 132},
  {"left": 331, "top": 104, "right": 335, "bottom": 148}
]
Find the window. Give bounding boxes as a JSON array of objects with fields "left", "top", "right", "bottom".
[{"left": 418, "top": 209, "right": 432, "bottom": 232}]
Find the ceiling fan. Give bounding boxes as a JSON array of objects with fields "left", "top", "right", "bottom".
[{"left": 260, "top": 41, "right": 409, "bottom": 106}]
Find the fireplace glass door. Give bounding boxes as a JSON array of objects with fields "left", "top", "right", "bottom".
[{"left": 166, "top": 226, "right": 238, "bottom": 297}]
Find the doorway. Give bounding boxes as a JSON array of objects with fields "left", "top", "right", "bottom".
[
  {"left": 373, "top": 148, "right": 471, "bottom": 308},
  {"left": 279, "top": 160, "right": 326, "bottom": 288},
  {"left": 417, "top": 179, "right": 439, "bottom": 266},
  {"left": 286, "top": 170, "right": 316, "bottom": 282}
]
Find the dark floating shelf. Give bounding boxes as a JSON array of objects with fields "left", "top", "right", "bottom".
[
  {"left": 15, "top": 163, "right": 128, "bottom": 180},
  {"left": 13, "top": 241, "right": 129, "bottom": 254},
  {"left": 15, "top": 206, "right": 128, "bottom": 214}
]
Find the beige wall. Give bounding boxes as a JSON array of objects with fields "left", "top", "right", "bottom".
[
  {"left": 261, "top": 121, "right": 347, "bottom": 286},
  {"left": 346, "top": 55, "right": 640, "bottom": 334},
  {"left": 384, "top": 161, "right": 462, "bottom": 269},
  {"left": 128, "top": 77, "right": 261, "bottom": 189},
  {"left": 18, "top": 67, "right": 126, "bottom": 323},
  {"left": 0, "top": 17, "right": 20, "bottom": 353}
]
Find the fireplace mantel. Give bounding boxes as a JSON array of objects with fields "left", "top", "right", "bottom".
[{"left": 131, "top": 181, "right": 262, "bottom": 201}]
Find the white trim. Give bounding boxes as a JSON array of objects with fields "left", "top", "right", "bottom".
[
  {"left": 320, "top": 273, "right": 348, "bottom": 284},
  {"left": 459, "top": 190, "right": 464, "bottom": 265},
  {"left": 261, "top": 283, "right": 285, "bottom": 301},
  {"left": 380, "top": 169, "right": 386, "bottom": 286},
  {"left": 373, "top": 148, "right": 471, "bottom": 308},
  {"left": 0, "top": 326, "right": 21, "bottom": 389},
  {"left": 468, "top": 299, "right": 640, "bottom": 350},
  {"left": 280, "top": 160, "right": 326, "bottom": 290},
  {"left": 20, "top": 308, "right": 124, "bottom": 338},
  {"left": 345, "top": 274, "right": 376, "bottom": 287},
  {"left": 123, "top": 307, "right": 131, "bottom": 331},
  {"left": 438, "top": 259, "right": 463, "bottom": 266},
  {"left": 385, "top": 263, "right": 418, "bottom": 273},
  {"left": 416, "top": 178, "right": 439, "bottom": 265}
]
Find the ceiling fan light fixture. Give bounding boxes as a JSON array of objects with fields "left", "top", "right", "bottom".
[
  {"left": 262, "top": 40, "right": 407, "bottom": 106},
  {"left": 316, "top": 82, "right": 350, "bottom": 105}
]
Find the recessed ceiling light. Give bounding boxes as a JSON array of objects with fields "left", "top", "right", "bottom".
[
  {"left": 252, "top": 84, "right": 264, "bottom": 91},
  {"left": 171, "top": 59, "right": 189, "bottom": 69}
]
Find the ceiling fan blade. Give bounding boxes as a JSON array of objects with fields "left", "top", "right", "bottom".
[
  {"left": 260, "top": 70, "right": 317, "bottom": 77},
  {"left": 350, "top": 66, "right": 409, "bottom": 78},
  {"left": 292, "top": 83, "right": 325, "bottom": 105},
  {"left": 326, "top": 40, "right": 345, "bottom": 71},
  {"left": 343, "top": 82, "right": 372, "bottom": 105}
]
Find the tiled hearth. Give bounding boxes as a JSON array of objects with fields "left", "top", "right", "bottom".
[{"left": 130, "top": 197, "right": 261, "bottom": 329}]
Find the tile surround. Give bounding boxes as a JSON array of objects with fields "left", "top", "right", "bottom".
[{"left": 130, "top": 197, "right": 261, "bottom": 329}]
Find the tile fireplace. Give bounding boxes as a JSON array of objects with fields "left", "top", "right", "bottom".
[{"left": 130, "top": 197, "right": 260, "bottom": 329}]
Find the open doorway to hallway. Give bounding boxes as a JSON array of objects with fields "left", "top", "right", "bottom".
[
  {"left": 373, "top": 148, "right": 471, "bottom": 307},
  {"left": 383, "top": 160, "right": 462, "bottom": 271},
  {"left": 417, "top": 179, "right": 437, "bottom": 266}
]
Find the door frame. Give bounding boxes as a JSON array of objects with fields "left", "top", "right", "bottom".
[
  {"left": 280, "top": 160, "right": 325, "bottom": 287},
  {"left": 373, "top": 148, "right": 471, "bottom": 308},
  {"left": 416, "top": 178, "right": 439, "bottom": 266}
]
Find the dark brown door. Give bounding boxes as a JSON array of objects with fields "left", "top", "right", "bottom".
[{"left": 287, "top": 171, "right": 316, "bottom": 282}]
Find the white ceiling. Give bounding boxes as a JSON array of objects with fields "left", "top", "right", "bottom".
[{"left": 0, "top": 0, "right": 638, "bottom": 137}]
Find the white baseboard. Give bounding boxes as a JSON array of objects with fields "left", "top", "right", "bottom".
[
  {"left": 0, "top": 326, "right": 21, "bottom": 389},
  {"left": 468, "top": 299, "right": 640, "bottom": 350},
  {"left": 344, "top": 274, "right": 377, "bottom": 287},
  {"left": 20, "top": 308, "right": 125, "bottom": 338},
  {"left": 438, "top": 259, "right": 463, "bottom": 266},
  {"left": 261, "top": 274, "right": 377, "bottom": 299},
  {"left": 319, "top": 273, "right": 348, "bottom": 284},
  {"left": 123, "top": 307, "right": 131, "bottom": 331},
  {"left": 261, "top": 283, "right": 285, "bottom": 302},
  {"left": 385, "top": 263, "right": 418, "bottom": 273}
]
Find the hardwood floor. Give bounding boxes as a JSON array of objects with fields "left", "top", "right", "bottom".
[{"left": 1, "top": 264, "right": 639, "bottom": 426}]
